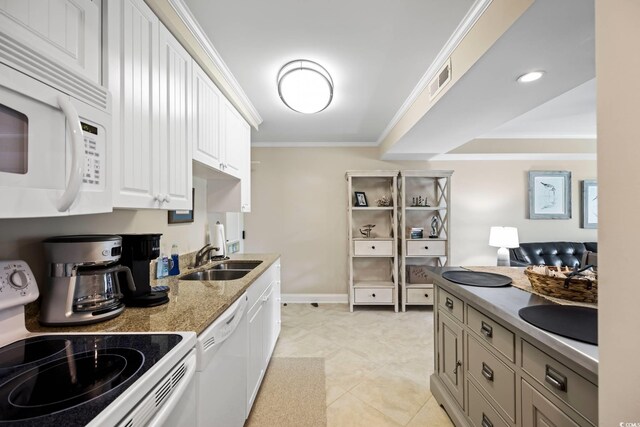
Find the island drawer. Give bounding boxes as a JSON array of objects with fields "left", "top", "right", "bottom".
[
  {"left": 354, "top": 288, "right": 393, "bottom": 303},
  {"left": 468, "top": 379, "right": 510, "bottom": 427},
  {"left": 406, "top": 287, "right": 434, "bottom": 304},
  {"left": 438, "top": 288, "right": 464, "bottom": 322},
  {"left": 406, "top": 240, "right": 446, "bottom": 256},
  {"left": 467, "top": 306, "right": 515, "bottom": 362},
  {"left": 467, "top": 335, "right": 516, "bottom": 422},
  {"left": 354, "top": 240, "right": 393, "bottom": 256},
  {"left": 521, "top": 340, "right": 597, "bottom": 425}
]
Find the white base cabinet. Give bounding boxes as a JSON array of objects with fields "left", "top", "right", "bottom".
[{"left": 246, "top": 259, "right": 281, "bottom": 415}]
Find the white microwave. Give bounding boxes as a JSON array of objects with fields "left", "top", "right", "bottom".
[{"left": 0, "top": 30, "right": 112, "bottom": 218}]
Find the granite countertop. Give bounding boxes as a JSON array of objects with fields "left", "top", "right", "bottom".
[
  {"left": 26, "top": 253, "right": 280, "bottom": 335},
  {"left": 427, "top": 266, "right": 598, "bottom": 376}
]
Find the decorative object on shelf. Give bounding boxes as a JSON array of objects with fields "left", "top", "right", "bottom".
[
  {"left": 411, "top": 196, "right": 430, "bottom": 207},
  {"left": 429, "top": 217, "right": 440, "bottom": 238},
  {"left": 410, "top": 228, "right": 424, "bottom": 239},
  {"left": 524, "top": 265, "right": 597, "bottom": 303},
  {"left": 354, "top": 191, "right": 368, "bottom": 207},
  {"left": 408, "top": 265, "right": 430, "bottom": 284},
  {"left": 488, "top": 226, "right": 519, "bottom": 266},
  {"left": 277, "top": 59, "right": 333, "bottom": 114},
  {"left": 375, "top": 195, "right": 392, "bottom": 207},
  {"left": 528, "top": 170, "right": 571, "bottom": 219},
  {"left": 168, "top": 188, "right": 195, "bottom": 224},
  {"left": 359, "top": 224, "right": 376, "bottom": 238},
  {"left": 581, "top": 180, "right": 597, "bottom": 229}
]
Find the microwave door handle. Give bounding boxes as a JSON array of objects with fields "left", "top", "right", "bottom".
[{"left": 56, "top": 95, "right": 85, "bottom": 212}]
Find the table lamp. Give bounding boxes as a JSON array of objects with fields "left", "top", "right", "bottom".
[{"left": 489, "top": 226, "right": 519, "bottom": 266}]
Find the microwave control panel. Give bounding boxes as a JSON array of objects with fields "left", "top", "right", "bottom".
[{"left": 81, "top": 121, "right": 104, "bottom": 190}]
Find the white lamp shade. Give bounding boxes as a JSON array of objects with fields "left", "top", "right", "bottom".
[
  {"left": 278, "top": 60, "right": 333, "bottom": 114},
  {"left": 489, "top": 226, "right": 519, "bottom": 248}
]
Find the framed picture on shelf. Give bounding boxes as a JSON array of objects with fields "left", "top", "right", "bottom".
[
  {"left": 407, "top": 265, "right": 430, "bottom": 284},
  {"left": 581, "top": 180, "right": 597, "bottom": 229},
  {"left": 354, "top": 191, "right": 368, "bottom": 207},
  {"left": 528, "top": 171, "right": 571, "bottom": 219}
]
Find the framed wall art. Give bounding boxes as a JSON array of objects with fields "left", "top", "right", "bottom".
[
  {"left": 354, "top": 191, "right": 368, "bottom": 207},
  {"left": 581, "top": 180, "right": 598, "bottom": 229},
  {"left": 528, "top": 171, "right": 571, "bottom": 219}
]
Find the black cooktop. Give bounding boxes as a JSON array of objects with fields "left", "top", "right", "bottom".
[{"left": 0, "top": 334, "right": 183, "bottom": 426}]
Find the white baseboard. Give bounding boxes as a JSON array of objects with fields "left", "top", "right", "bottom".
[{"left": 281, "top": 294, "right": 348, "bottom": 304}]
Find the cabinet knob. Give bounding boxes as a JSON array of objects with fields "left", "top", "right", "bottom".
[
  {"left": 424, "top": 293, "right": 429, "bottom": 298},
  {"left": 372, "top": 293, "right": 376, "bottom": 297},
  {"left": 371, "top": 246, "right": 376, "bottom": 249},
  {"left": 155, "top": 193, "right": 163, "bottom": 202},
  {"left": 164, "top": 195, "right": 171, "bottom": 203},
  {"left": 424, "top": 246, "right": 429, "bottom": 250},
  {"left": 453, "top": 360, "right": 462, "bottom": 375}
]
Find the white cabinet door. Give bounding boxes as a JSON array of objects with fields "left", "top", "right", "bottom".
[
  {"left": 247, "top": 299, "right": 265, "bottom": 414},
  {"left": 240, "top": 119, "right": 251, "bottom": 212},
  {"left": 158, "top": 25, "right": 192, "bottom": 210},
  {"left": 0, "top": 0, "right": 100, "bottom": 82},
  {"left": 267, "top": 279, "right": 281, "bottom": 360},
  {"left": 107, "top": 0, "right": 160, "bottom": 209},
  {"left": 221, "top": 101, "right": 244, "bottom": 179},
  {"left": 192, "top": 61, "right": 222, "bottom": 169}
]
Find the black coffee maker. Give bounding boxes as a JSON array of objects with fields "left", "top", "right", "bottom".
[{"left": 119, "top": 234, "right": 169, "bottom": 307}]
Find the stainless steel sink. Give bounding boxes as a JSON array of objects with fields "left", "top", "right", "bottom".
[
  {"left": 211, "top": 261, "right": 263, "bottom": 270},
  {"left": 180, "top": 269, "right": 249, "bottom": 281}
]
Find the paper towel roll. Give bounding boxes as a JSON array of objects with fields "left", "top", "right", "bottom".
[{"left": 212, "top": 222, "right": 226, "bottom": 257}]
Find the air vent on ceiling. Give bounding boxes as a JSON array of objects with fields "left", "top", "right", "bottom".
[{"left": 428, "top": 59, "right": 452, "bottom": 100}]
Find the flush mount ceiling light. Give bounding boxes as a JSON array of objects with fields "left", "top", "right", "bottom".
[
  {"left": 517, "top": 71, "right": 545, "bottom": 83},
  {"left": 277, "top": 60, "right": 333, "bottom": 114}
]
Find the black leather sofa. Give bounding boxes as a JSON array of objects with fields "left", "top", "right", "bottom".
[{"left": 509, "top": 242, "right": 598, "bottom": 268}]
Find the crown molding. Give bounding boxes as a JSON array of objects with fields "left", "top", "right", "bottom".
[
  {"left": 429, "top": 153, "right": 597, "bottom": 161},
  {"left": 252, "top": 141, "right": 378, "bottom": 148},
  {"left": 163, "top": 0, "right": 263, "bottom": 128},
  {"left": 376, "top": 0, "right": 493, "bottom": 145}
]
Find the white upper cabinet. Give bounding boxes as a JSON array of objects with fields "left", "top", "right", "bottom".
[
  {"left": 221, "top": 100, "right": 245, "bottom": 179},
  {"left": 106, "top": 0, "right": 191, "bottom": 210},
  {"left": 158, "top": 25, "right": 192, "bottom": 210},
  {"left": 0, "top": 0, "right": 100, "bottom": 83},
  {"left": 192, "top": 62, "right": 222, "bottom": 169}
]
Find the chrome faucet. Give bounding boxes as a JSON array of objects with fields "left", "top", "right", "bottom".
[{"left": 194, "top": 244, "right": 220, "bottom": 267}]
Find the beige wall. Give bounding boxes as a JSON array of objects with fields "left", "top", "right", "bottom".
[
  {"left": 245, "top": 147, "right": 597, "bottom": 295},
  {"left": 596, "top": 0, "right": 640, "bottom": 422},
  {"left": 0, "top": 177, "right": 209, "bottom": 284}
]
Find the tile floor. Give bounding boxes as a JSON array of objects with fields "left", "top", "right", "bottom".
[{"left": 272, "top": 303, "right": 454, "bottom": 427}]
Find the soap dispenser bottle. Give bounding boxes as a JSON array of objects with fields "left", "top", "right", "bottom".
[{"left": 169, "top": 244, "right": 180, "bottom": 276}]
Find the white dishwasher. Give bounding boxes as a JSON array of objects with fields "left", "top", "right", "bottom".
[{"left": 196, "top": 293, "right": 249, "bottom": 427}]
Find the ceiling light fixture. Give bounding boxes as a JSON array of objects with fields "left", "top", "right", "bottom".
[
  {"left": 277, "top": 60, "right": 333, "bottom": 114},
  {"left": 517, "top": 71, "right": 545, "bottom": 83}
]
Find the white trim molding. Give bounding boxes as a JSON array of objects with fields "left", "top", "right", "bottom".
[
  {"left": 429, "top": 153, "right": 597, "bottom": 161},
  {"left": 376, "top": 0, "right": 493, "bottom": 145},
  {"left": 281, "top": 294, "right": 349, "bottom": 304},
  {"left": 163, "top": 0, "right": 263, "bottom": 129},
  {"left": 251, "top": 141, "right": 378, "bottom": 148}
]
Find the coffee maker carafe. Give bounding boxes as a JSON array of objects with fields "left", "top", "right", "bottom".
[
  {"left": 119, "top": 234, "right": 169, "bottom": 307},
  {"left": 39, "top": 235, "right": 136, "bottom": 326}
]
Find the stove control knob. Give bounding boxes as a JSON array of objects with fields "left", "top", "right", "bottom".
[{"left": 9, "top": 270, "right": 29, "bottom": 289}]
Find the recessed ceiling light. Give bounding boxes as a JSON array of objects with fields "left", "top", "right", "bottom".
[
  {"left": 277, "top": 60, "right": 333, "bottom": 114},
  {"left": 517, "top": 71, "right": 545, "bottom": 83}
]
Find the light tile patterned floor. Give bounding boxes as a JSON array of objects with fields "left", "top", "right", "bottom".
[{"left": 272, "top": 303, "right": 454, "bottom": 427}]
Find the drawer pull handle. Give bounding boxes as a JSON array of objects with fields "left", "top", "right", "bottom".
[
  {"left": 445, "top": 297, "right": 454, "bottom": 309},
  {"left": 481, "top": 413, "right": 494, "bottom": 427},
  {"left": 371, "top": 293, "right": 376, "bottom": 298},
  {"left": 545, "top": 365, "right": 567, "bottom": 391},
  {"left": 424, "top": 246, "right": 429, "bottom": 250},
  {"left": 371, "top": 246, "right": 376, "bottom": 249},
  {"left": 481, "top": 321, "right": 493, "bottom": 338},
  {"left": 453, "top": 360, "right": 462, "bottom": 375},
  {"left": 481, "top": 362, "right": 494, "bottom": 382},
  {"left": 424, "top": 293, "right": 429, "bottom": 298}
]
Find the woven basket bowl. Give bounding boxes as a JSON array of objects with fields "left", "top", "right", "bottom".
[{"left": 524, "top": 266, "right": 598, "bottom": 304}]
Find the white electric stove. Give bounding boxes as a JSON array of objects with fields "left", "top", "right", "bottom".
[{"left": 0, "top": 260, "right": 197, "bottom": 426}]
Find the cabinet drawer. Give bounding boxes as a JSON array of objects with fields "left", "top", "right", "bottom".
[
  {"left": 521, "top": 340, "right": 597, "bottom": 425},
  {"left": 522, "top": 379, "right": 581, "bottom": 427},
  {"left": 407, "top": 240, "right": 446, "bottom": 256},
  {"left": 354, "top": 288, "right": 393, "bottom": 303},
  {"left": 354, "top": 240, "right": 393, "bottom": 256},
  {"left": 467, "top": 306, "right": 515, "bottom": 362},
  {"left": 406, "top": 288, "right": 434, "bottom": 304},
  {"left": 467, "top": 336, "right": 516, "bottom": 422},
  {"left": 468, "top": 379, "right": 509, "bottom": 427},
  {"left": 438, "top": 288, "right": 464, "bottom": 322}
]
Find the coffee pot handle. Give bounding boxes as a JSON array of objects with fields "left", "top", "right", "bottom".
[{"left": 114, "top": 265, "right": 136, "bottom": 292}]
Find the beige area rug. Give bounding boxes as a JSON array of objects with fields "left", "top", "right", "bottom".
[
  {"left": 464, "top": 266, "right": 597, "bottom": 308},
  {"left": 245, "top": 357, "right": 327, "bottom": 427}
]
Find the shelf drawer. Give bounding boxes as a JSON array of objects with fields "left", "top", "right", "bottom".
[
  {"left": 467, "top": 306, "right": 515, "bottom": 362},
  {"left": 468, "top": 379, "right": 509, "bottom": 427},
  {"left": 438, "top": 288, "right": 464, "bottom": 322},
  {"left": 354, "top": 240, "right": 393, "bottom": 256},
  {"left": 406, "top": 288, "right": 434, "bottom": 304},
  {"left": 354, "top": 288, "right": 393, "bottom": 303},
  {"left": 406, "top": 240, "right": 445, "bottom": 256},
  {"left": 521, "top": 340, "right": 597, "bottom": 424},
  {"left": 467, "top": 335, "right": 516, "bottom": 422}
]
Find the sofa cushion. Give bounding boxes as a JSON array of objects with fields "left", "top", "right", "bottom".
[
  {"left": 511, "top": 242, "right": 590, "bottom": 268},
  {"left": 584, "top": 242, "right": 598, "bottom": 252}
]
